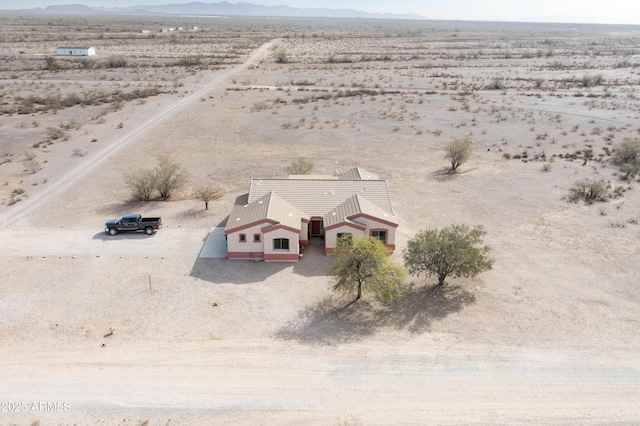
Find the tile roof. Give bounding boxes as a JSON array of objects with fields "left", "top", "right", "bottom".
[
  {"left": 324, "top": 194, "right": 398, "bottom": 228},
  {"left": 248, "top": 178, "right": 394, "bottom": 217},
  {"left": 337, "top": 167, "right": 378, "bottom": 180},
  {"left": 225, "top": 191, "right": 308, "bottom": 232}
]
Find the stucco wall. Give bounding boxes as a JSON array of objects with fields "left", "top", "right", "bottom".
[
  {"left": 226, "top": 223, "right": 265, "bottom": 259},
  {"left": 263, "top": 227, "right": 299, "bottom": 261}
]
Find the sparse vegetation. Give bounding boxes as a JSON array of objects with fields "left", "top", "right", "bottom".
[
  {"left": 567, "top": 179, "right": 609, "bottom": 203},
  {"left": 443, "top": 136, "right": 473, "bottom": 173},
  {"left": 286, "top": 157, "right": 314, "bottom": 175},
  {"left": 154, "top": 154, "right": 189, "bottom": 200},
  {"left": 611, "top": 138, "right": 640, "bottom": 179},
  {"left": 274, "top": 50, "right": 289, "bottom": 63},
  {"left": 193, "top": 183, "right": 224, "bottom": 210}
]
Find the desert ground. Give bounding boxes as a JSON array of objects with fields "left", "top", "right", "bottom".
[{"left": 0, "top": 15, "right": 639, "bottom": 424}]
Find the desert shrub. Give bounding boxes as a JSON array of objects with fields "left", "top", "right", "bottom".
[
  {"left": 486, "top": 78, "right": 504, "bottom": 90},
  {"left": 47, "top": 127, "right": 69, "bottom": 140},
  {"left": 125, "top": 168, "right": 157, "bottom": 201},
  {"left": 326, "top": 55, "right": 352, "bottom": 64},
  {"left": 22, "top": 158, "right": 42, "bottom": 174},
  {"left": 286, "top": 157, "right": 314, "bottom": 175},
  {"left": 274, "top": 50, "right": 289, "bottom": 64},
  {"left": 193, "top": 183, "right": 223, "bottom": 210},
  {"left": 581, "top": 73, "right": 605, "bottom": 87},
  {"left": 154, "top": 154, "right": 189, "bottom": 200},
  {"left": 443, "top": 136, "right": 473, "bottom": 172},
  {"left": 175, "top": 56, "right": 201, "bottom": 67},
  {"left": 44, "top": 56, "right": 59, "bottom": 71},
  {"left": 611, "top": 138, "right": 640, "bottom": 179},
  {"left": 106, "top": 55, "right": 128, "bottom": 68},
  {"left": 567, "top": 179, "right": 608, "bottom": 203}
]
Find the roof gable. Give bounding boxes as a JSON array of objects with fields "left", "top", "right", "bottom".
[
  {"left": 225, "top": 191, "right": 308, "bottom": 233},
  {"left": 324, "top": 194, "right": 398, "bottom": 228}
]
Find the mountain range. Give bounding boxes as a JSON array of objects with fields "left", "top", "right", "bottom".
[{"left": 1, "top": 2, "right": 424, "bottom": 20}]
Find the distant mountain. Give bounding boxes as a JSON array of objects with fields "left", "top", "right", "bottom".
[
  {"left": 101, "top": 1, "right": 422, "bottom": 19},
  {"left": 0, "top": 1, "right": 423, "bottom": 20},
  {"left": 1, "top": 4, "right": 107, "bottom": 15}
]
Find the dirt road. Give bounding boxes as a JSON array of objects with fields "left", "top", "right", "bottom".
[
  {"left": 0, "top": 40, "right": 277, "bottom": 230},
  {"left": 2, "top": 342, "right": 638, "bottom": 424}
]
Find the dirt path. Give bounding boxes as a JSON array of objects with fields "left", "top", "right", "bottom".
[{"left": 0, "top": 39, "right": 277, "bottom": 230}]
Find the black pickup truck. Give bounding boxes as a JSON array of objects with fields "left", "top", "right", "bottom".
[{"left": 105, "top": 214, "right": 162, "bottom": 236}]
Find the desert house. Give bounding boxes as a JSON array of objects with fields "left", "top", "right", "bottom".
[
  {"left": 224, "top": 168, "right": 398, "bottom": 261},
  {"left": 56, "top": 46, "right": 95, "bottom": 56}
]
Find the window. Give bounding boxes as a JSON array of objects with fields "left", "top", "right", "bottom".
[
  {"left": 336, "top": 232, "right": 353, "bottom": 246},
  {"left": 239, "top": 233, "right": 246, "bottom": 242},
  {"left": 273, "top": 238, "right": 289, "bottom": 250},
  {"left": 371, "top": 230, "right": 387, "bottom": 244},
  {"left": 253, "top": 234, "right": 261, "bottom": 242}
]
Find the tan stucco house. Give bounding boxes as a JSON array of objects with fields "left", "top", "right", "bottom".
[{"left": 224, "top": 168, "right": 398, "bottom": 262}]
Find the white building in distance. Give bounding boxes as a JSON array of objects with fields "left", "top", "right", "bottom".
[{"left": 56, "top": 47, "right": 96, "bottom": 56}]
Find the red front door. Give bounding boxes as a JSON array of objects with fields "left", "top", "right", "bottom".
[{"left": 311, "top": 219, "right": 322, "bottom": 236}]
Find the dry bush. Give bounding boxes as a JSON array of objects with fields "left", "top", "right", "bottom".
[
  {"left": 443, "top": 136, "right": 473, "bottom": 172},
  {"left": 611, "top": 138, "right": 640, "bottom": 179},
  {"left": 193, "top": 183, "right": 224, "bottom": 210},
  {"left": 47, "top": 127, "right": 70, "bottom": 141},
  {"left": 125, "top": 168, "right": 157, "bottom": 201},
  {"left": 567, "top": 179, "right": 608, "bottom": 203},
  {"left": 23, "top": 158, "right": 42, "bottom": 174},
  {"left": 286, "top": 157, "right": 314, "bottom": 175}
]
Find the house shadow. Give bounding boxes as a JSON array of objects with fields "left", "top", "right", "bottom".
[
  {"left": 190, "top": 229, "right": 334, "bottom": 285},
  {"left": 275, "top": 282, "right": 476, "bottom": 345}
]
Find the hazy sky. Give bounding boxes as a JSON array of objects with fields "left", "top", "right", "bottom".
[{"left": 2, "top": 0, "right": 639, "bottom": 25}]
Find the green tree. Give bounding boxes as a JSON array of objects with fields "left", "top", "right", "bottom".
[
  {"left": 328, "top": 236, "right": 406, "bottom": 302},
  {"left": 611, "top": 138, "right": 640, "bottom": 179},
  {"left": 193, "top": 183, "right": 223, "bottom": 210},
  {"left": 403, "top": 225, "right": 493, "bottom": 286},
  {"left": 443, "top": 136, "right": 472, "bottom": 173},
  {"left": 286, "top": 157, "right": 314, "bottom": 175},
  {"left": 154, "top": 154, "right": 189, "bottom": 200}
]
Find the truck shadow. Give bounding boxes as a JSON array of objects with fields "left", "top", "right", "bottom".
[{"left": 92, "top": 232, "right": 157, "bottom": 241}]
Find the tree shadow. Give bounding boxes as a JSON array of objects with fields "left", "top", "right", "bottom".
[
  {"left": 383, "top": 282, "right": 476, "bottom": 335},
  {"left": 275, "top": 295, "right": 381, "bottom": 345},
  {"left": 432, "top": 167, "right": 457, "bottom": 181},
  {"left": 275, "top": 282, "right": 476, "bottom": 345}
]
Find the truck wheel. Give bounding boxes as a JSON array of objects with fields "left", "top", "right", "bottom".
[
  {"left": 108, "top": 227, "right": 118, "bottom": 236},
  {"left": 145, "top": 227, "right": 154, "bottom": 235}
]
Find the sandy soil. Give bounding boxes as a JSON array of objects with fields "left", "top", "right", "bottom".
[{"left": 0, "top": 17, "right": 639, "bottom": 424}]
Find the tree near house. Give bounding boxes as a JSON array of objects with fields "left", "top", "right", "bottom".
[
  {"left": 443, "top": 136, "right": 473, "bottom": 173},
  {"left": 194, "top": 183, "right": 224, "bottom": 210},
  {"left": 403, "top": 225, "right": 493, "bottom": 286},
  {"left": 328, "top": 235, "right": 406, "bottom": 303},
  {"left": 286, "top": 157, "right": 314, "bottom": 175}
]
